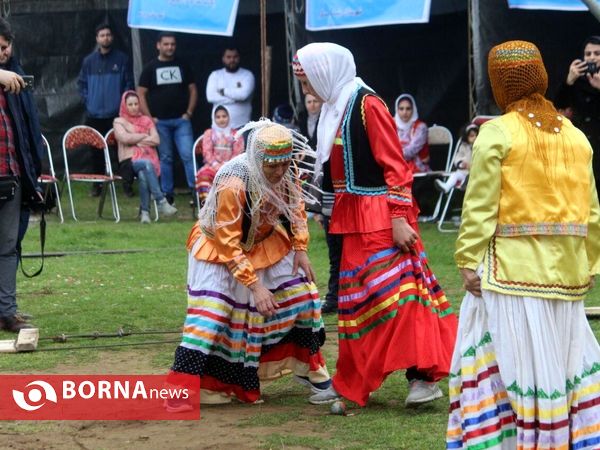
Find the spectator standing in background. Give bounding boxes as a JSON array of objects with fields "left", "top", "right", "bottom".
[
  {"left": 556, "top": 35, "right": 600, "bottom": 197},
  {"left": 78, "top": 23, "right": 134, "bottom": 197},
  {"left": 137, "top": 32, "right": 197, "bottom": 206},
  {"left": 299, "top": 93, "right": 341, "bottom": 315},
  {"left": 206, "top": 47, "right": 255, "bottom": 129}
]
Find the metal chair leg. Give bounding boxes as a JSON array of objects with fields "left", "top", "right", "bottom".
[
  {"left": 437, "top": 189, "right": 458, "bottom": 233},
  {"left": 97, "top": 182, "right": 108, "bottom": 219},
  {"left": 65, "top": 177, "right": 78, "bottom": 221},
  {"left": 53, "top": 183, "right": 64, "bottom": 223}
]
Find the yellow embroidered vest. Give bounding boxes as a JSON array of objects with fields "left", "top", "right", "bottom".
[{"left": 495, "top": 113, "right": 592, "bottom": 237}]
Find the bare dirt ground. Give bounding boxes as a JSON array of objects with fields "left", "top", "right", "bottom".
[{"left": 0, "top": 350, "right": 331, "bottom": 450}]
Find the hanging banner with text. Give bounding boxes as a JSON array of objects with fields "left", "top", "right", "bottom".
[
  {"left": 305, "top": 0, "right": 431, "bottom": 31},
  {"left": 507, "top": 0, "right": 598, "bottom": 11},
  {"left": 128, "top": 0, "right": 239, "bottom": 36}
]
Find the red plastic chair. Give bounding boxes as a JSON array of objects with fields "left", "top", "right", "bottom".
[{"left": 62, "top": 125, "right": 120, "bottom": 222}]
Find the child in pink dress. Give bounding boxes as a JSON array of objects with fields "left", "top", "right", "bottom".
[{"left": 195, "top": 106, "right": 244, "bottom": 202}]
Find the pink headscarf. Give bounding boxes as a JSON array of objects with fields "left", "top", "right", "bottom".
[
  {"left": 119, "top": 90, "right": 154, "bottom": 133},
  {"left": 118, "top": 90, "right": 160, "bottom": 175}
]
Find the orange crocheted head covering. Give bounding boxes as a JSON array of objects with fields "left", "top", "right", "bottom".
[
  {"left": 488, "top": 40, "right": 547, "bottom": 111},
  {"left": 488, "top": 40, "right": 562, "bottom": 135}
]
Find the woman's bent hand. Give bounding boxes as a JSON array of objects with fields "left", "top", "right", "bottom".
[
  {"left": 392, "top": 217, "right": 418, "bottom": 253},
  {"left": 249, "top": 282, "right": 278, "bottom": 318},
  {"left": 293, "top": 250, "right": 316, "bottom": 283},
  {"left": 460, "top": 268, "right": 482, "bottom": 297}
]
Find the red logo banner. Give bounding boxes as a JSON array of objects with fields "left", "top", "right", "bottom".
[{"left": 0, "top": 374, "right": 200, "bottom": 420}]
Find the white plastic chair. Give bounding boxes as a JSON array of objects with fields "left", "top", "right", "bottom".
[
  {"left": 414, "top": 125, "right": 454, "bottom": 222},
  {"left": 436, "top": 116, "right": 498, "bottom": 232},
  {"left": 62, "top": 125, "right": 120, "bottom": 222},
  {"left": 38, "top": 134, "right": 64, "bottom": 223}
]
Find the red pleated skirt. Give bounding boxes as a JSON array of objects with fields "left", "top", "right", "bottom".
[{"left": 332, "top": 228, "right": 457, "bottom": 406}]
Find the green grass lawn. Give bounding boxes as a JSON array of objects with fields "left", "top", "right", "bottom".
[{"left": 9, "top": 183, "right": 600, "bottom": 449}]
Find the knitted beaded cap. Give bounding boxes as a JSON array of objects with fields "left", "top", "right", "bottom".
[
  {"left": 488, "top": 40, "right": 562, "bottom": 135},
  {"left": 258, "top": 125, "right": 294, "bottom": 163}
]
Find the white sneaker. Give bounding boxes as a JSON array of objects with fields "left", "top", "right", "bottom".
[
  {"left": 405, "top": 380, "right": 443, "bottom": 406},
  {"left": 140, "top": 211, "right": 151, "bottom": 224},
  {"left": 434, "top": 179, "right": 450, "bottom": 193},
  {"left": 158, "top": 199, "right": 178, "bottom": 217},
  {"left": 294, "top": 375, "right": 333, "bottom": 394},
  {"left": 308, "top": 385, "right": 340, "bottom": 405}
]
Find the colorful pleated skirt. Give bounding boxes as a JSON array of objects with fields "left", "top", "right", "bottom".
[
  {"left": 332, "top": 229, "right": 457, "bottom": 406},
  {"left": 194, "top": 166, "right": 217, "bottom": 200},
  {"left": 446, "top": 290, "right": 600, "bottom": 450},
  {"left": 169, "top": 249, "right": 330, "bottom": 404}
]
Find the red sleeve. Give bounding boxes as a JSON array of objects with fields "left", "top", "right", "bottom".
[{"left": 363, "top": 95, "right": 413, "bottom": 218}]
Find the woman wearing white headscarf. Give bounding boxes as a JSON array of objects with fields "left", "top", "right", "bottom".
[
  {"left": 195, "top": 105, "right": 244, "bottom": 202},
  {"left": 394, "top": 93, "right": 430, "bottom": 173},
  {"left": 293, "top": 43, "right": 457, "bottom": 407}
]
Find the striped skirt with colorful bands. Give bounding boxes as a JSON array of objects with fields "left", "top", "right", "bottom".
[
  {"left": 332, "top": 230, "right": 457, "bottom": 406},
  {"left": 447, "top": 290, "right": 600, "bottom": 450},
  {"left": 169, "top": 251, "right": 328, "bottom": 403}
]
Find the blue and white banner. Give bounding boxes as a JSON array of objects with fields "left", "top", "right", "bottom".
[
  {"left": 508, "top": 0, "right": 598, "bottom": 11},
  {"left": 128, "top": 0, "right": 239, "bottom": 36},
  {"left": 306, "top": 0, "right": 431, "bottom": 31}
]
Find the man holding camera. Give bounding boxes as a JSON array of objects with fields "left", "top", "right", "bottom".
[
  {"left": 0, "top": 17, "right": 43, "bottom": 332},
  {"left": 556, "top": 35, "right": 600, "bottom": 196}
]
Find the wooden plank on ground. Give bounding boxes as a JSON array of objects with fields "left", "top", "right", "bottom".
[
  {"left": 15, "top": 328, "right": 38, "bottom": 352},
  {"left": 586, "top": 307, "right": 600, "bottom": 318}
]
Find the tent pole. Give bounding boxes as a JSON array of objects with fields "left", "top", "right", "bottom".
[
  {"left": 131, "top": 28, "right": 142, "bottom": 86},
  {"left": 467, "top": 0, "right": 475, "bottom": 119},
  {"left": 260, "top": 0, "right": 268, "bottom": 117},
  {"left": 581, "top": 0, "right": 600, "bottom": 22},
  {"left": 1, "top": 0, "right": 9, "bottom": 18},
  {"left": 284, "top": 0, "right": 302, "bottom": 119}
]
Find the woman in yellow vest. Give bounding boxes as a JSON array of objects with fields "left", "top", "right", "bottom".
[{"left": 446, "top": 41, "right": 600, "bottom": 449}]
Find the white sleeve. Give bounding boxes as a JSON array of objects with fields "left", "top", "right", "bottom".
[
  {"left": 206, "top": 71, "right": 232, "bottom": 104},
  {"left": 223, "top": 70, "right": 255, "bottom": 102}
]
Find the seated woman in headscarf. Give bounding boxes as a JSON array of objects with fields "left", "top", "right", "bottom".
[
  {"left": 394, "top": 94, "right": 430, "bottom": 174},
  {"left": 113, "top": 90, "right": 178, "bottom": 223},
  {"left": 195, "top": 105, "right": 244, "bottom": 203},
  {"left": 166, "top": 120, "right": 335, "bottom": 411}
]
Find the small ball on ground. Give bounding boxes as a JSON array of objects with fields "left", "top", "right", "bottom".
[{"left": 330, "top": 400, "right": 346, "bottom": 415}]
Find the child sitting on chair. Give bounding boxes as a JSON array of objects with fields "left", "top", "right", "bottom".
[
  {"left": 195, "top": 105, "right": 245, "bottom": 202},
  {"left": 435, "top": 124, "right": 479, "bottom": 193}
]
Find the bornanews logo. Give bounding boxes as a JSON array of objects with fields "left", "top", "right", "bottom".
[{"left": 0, "top": 375, "right": 200, "bottom": 420}]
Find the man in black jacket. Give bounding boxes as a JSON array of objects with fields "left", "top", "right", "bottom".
[
  {"left": 0, "top": 17, "right": 43, "bottom": 332},
  {"left": 556, "top": 35, "right": 600, "bottom": 196}
]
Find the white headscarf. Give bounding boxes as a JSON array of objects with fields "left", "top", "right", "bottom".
[
  {"left": 394, "top": 93, "right": 419, "bottom": 135},
  {"left": 211, "top": 105, "right": 232, "bottom": 140},
  {"left": 296, "top": 43, "right": 369, "bottom": 174}
]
